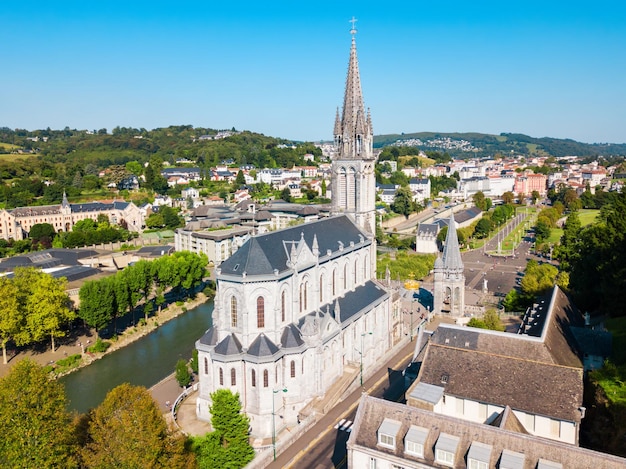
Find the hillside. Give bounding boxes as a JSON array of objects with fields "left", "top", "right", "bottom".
[{"left": 374, "top": 131, "right": 626, "bottom": 159}]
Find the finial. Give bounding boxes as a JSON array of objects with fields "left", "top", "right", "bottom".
[{"left": 349, "top": 17, "right": 358, "bottom": 36}]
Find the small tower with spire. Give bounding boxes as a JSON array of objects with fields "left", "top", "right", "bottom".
[
  {"left": 331, "top": 18, "right": 377, "bottom": 234},
  {"left": 433, "top": 213, "right": 465, "bottom": 318}
]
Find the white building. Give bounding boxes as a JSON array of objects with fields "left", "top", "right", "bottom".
[{"left": 195, "top": 28, "right": 392, "bottom": 443}]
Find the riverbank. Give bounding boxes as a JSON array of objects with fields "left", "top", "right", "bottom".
[{"left": 0, "top": 293, "right": 212, "bottom": 380}]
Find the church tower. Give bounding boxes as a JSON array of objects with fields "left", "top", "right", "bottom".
[
  {"left": 331, "top": 20, "right": 377, "bottom": 234},
  {"left": 433, "top": 213, "right": 465, "bottom": 318}
]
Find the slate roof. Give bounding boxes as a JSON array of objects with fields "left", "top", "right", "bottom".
[
  {"left": 198, "top": 327, "right": 219, "bottom": 346},
  {"left": 348, "top": 396, "right": 626, "bottom": 469},
  {"left": 299, "top": 280, "right": 388, "bottom": 327},
  {"left": 213, "top": 333, "right": 243, "bottom": 357},
  {"left": 247, "top": 334, "right": 280, "bottom": 357},
  {"left": 281, "top": 324, "right": 304, "bottom": 349},
  {"left": 454, "top": 206, "right": 482, "bottom": 224},
  {"left": 417, "top": 331, "right": 584, "bottom": 422},
  {"left": 0, "top": 248, "right": 100, "bottom": 273},
  {"left": 416, "top": 223, "right": 439, "bottom": 237},
  {"left": 218, "top": 215, "right": 369, "bottom": 277}
]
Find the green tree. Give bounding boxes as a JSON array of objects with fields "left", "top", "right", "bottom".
[
  {"left": 192, "top": 389, "right": 254, "bottom": 469},
  {"left": 473, "top": 218, "right": 493, "bottom": 239},
  {"left": 280, "top": 187, "right": 292, "bottom": 202},
  {"left": 531, "top": 190, "right": 540, "bottom": 205},
  {"left": 0, "top": 359, "right": 78, "bottom": 468},
  {"left": 391, "top": 186, "right": 415, "bottom": 219},
  {"left": 0, "top": 277, "right": 21, "bottom": 364},
  {"left": 29, "top": 223, "right": 56, "bottom": 249},
  {"left": 175, "top": 359, "right": 192, "bottom": 387},
  {"left": 235, "top": 170, "right": 245, "bottom": 186},
  {"left": 78, "top": 279, "right": 115, "bottom": 332},
  {"left": 502, "top": 191, "right": 515, "bottom": 205},
  {"left": 82, "top": 383, "right": 192, "bottom": 468},
  {"left": 472, "top": 191, "right": 486, "bottom": 211},
  {"left": 25, "top": 273, "right": 75, "bottom": 352}
]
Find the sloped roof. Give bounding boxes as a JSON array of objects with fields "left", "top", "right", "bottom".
[
  {"left": 417, "top": 223, "right": 439, "bottom": 237},
  {"left": 348, "top": 396, "right": 626, "bottom": 469},
  {"left": 213, "top": 333, "right": 243, "bottom": 356},
  {"left": 198, "top": 326, "right": 219, "bottom": 346},
  {"left": 281, "top": 324, "right": 304, "bottom": 349},
  {"left": 218, "top": 215, "right": 369, "bottom": 277},
  {"left": 247, "top": 334, "right": 280, "bottom": 357}
]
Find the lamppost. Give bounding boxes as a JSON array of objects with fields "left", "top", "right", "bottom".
[
  {"left": 272, "top": 387, "right": 287, "bottom": 460},
  {"left": 358, "top": 332, "right": 373, "bottom": 387}
]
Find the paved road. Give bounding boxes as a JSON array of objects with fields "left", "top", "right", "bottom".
[{"left": 266, "top": 339, "right": 419, "bottom": 469}]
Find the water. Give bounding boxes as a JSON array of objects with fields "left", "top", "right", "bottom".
[{"left": 61, "top": 300, "right": 213, "bottom": 414}]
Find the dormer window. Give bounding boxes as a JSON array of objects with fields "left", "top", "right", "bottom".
[
  {"left": 404, "top": 425, "right": 428, "bottom": 458},
  {"left": 377, "top": 418, "right": 401, "bottom": 450},
  {"left": 435, "top": 433, "right": 459, "bottom": 467},
  {"left": 467, "top": 441, "right": 492, "bottom": 469}
]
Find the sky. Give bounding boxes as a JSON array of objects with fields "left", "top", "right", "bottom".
[{"left": 2, "top": 1, "right": 626, "bottom": 144}]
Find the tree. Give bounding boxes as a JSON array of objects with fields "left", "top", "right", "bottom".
[
  {"left": 0, "top": 277, "right": 21, "bottom": 364},
  {"left": 472, "top": 191, "right": 486, "bottom": 211},
  {"left": 531, "top": 190, "right": 540, "bottom": 205},
  {"left": 473, "top": 218, "right": 493, "bottom": 239},
  {"left": 82, "top": 383, "right": 192, "bottom": 468},
  {"left": 175, "top": 359, "right": 192, "bottom": 387},
  {"left": 0, "top": 359, "right": 77, "bottom": 467},
  {"left": 192, "top": 389, "right": 254, "bottom": 469},
  {"left": 391, "top": 187, "right": 415, "bottom": 219},
  {"left": 280, "top": 187, "right": 292, "bottom": 203},
  {"left": 25, "top": 273, "right": 75, "bottom": 352},
  {"left": 502, "top": 191, "right": 515, "bottom": 205},
  {"left": 235, "top": 170, "right": 245, "bottom": 186},
  {"left": 78, "top": 279, "right": 115, "bottom": 332},
  {"left": 29, "top": 223, "right": 55, "bottom": 249}
]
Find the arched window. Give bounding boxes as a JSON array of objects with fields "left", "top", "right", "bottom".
[
  {"left": 231, "top": 368, "right": 236, "bottom": 386},
  {"left": 219, "top": 368, "right": 224, "bottom": 386},
  {"left": 263, "top": 369, "right": 269, "bottom": 388},
  {"left": 344, "top": 264, "right": 347, "bottom": 289},
  {"left": 281, "top": 291, "right": 286, "bottom": 322},
  {"left": 332, "top": 269, "right": 336, "bottom": 296},
  {"left": 204, "top": 357, "right": 208, "bottom": 375},
  {"left": 354, "top": 259, "right": 358, "bottom": 284},
  {"left": 251, "top": 369, "right": 256, "bottom": 387},
  {"left": 257, "top": 296, "right": 265, "bottom": 328},
  {"left": 300, "top": 282, "right": 308, "bottom": 312},
  {"left": 319, "top": 274, "right": 324, "bottom": 302},
  {"left": 290, "top": 360, "right": 296, "bottom": 378},
  {"left": 230, "top": 296, "right": 238, "bottom": 328}
]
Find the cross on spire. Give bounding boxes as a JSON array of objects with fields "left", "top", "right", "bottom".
[{"left": 349, "top": 16, "right": 358, "bottom": 35}]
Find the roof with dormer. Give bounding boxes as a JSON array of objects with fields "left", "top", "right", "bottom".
[{"left": 217, "top": 215, "right": 369, "bottom": 277}]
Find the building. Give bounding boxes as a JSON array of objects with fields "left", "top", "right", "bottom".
[
  {"left": 194, "top": 27, "right": 393, "bottom": 443},
  {"left": 415, "top": 223, "right": 438, "bottom": 254},
  {"left": 0, "top": 192, "right": 144, "bottom": 241},
  {"left": 432, "top": 214, "right": 465, "bottom": 317},
  {"left": 347, "top": 395, "right": 626, "bottom": 469},
  {"left": 331, "top": 26, "right": 377, "bottom": 235}
]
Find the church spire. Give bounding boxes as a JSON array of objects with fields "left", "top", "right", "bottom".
[
  {"left": 334, "top": 18, "right": 374, "bottom": 161},
  {"left": 61, "top": 191, "right": 69, "bottom": 208},
  {"left": 442, "top": 213, "right": 464, "bottom": 271}
]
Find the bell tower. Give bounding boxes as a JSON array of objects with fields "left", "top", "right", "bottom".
[
  {"left": 331, "top": 18, "right": 377, "bottom": 234},
  {"left": 433, "top": 213, "right": 466, "bottom": 318}
]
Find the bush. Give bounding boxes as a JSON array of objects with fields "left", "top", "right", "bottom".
[
  {"left": 88, "top": 338, "right": 111, "bottom": 353},
  {"left": 175, "top": 359, "right": 192, "bottom": 387},
  {"left": 175, "top": 300, "right": 184, "bottom": 307},
  {"left": 56, "top": 354, "right": 82, "bottom": 368},
  {"left": 190, "top": 349, "right": 199, "bottom": 374}
]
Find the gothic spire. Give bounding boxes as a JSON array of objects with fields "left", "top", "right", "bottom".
[
  {"left": 334, "top": 18, "right": 373, "bottom": 160},
  {"left": 442, "top": 213, "right": 464, "bottom": 271},
  {"left": 61, "top": 191, "right": 69, "bottom": 208}
]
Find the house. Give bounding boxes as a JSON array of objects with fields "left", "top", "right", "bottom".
[{"left": 347, "top": 395, "right": 626, "bottom": 469}]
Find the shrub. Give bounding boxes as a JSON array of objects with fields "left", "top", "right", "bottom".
[
  {"left": 88, "top": 338, "right": 111, "bottom": 353},
  {"left": 175, "top": 359, "right": 192, "bottom": 387},
  {"left": 56, "top": 354, "right": 82, "bottom": 368}
]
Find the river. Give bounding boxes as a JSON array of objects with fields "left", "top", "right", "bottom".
[{"left": 61, "top": 300, "right": 213, "bottom": 414}]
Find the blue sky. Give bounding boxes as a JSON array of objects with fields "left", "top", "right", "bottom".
[{"left": 2, "top": 1, "right": 626, "bottom": 144}]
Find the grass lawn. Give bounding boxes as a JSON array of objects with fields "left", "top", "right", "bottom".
[{"left": 578, "top": 209, "right": 599, "bottom": 226}]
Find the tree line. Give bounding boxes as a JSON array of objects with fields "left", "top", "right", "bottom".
[
  {"left": 0, "top": 359, "right": 254, "bottom": 468},
  {"left": 79, "top": 251, "right": 207, "bottom": 334}
]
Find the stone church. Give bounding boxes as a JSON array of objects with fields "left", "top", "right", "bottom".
[{"left": 195, "top": 28, "right": 393, "bottom": 441}]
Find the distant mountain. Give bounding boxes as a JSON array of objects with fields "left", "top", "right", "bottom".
[{"left": 373, "top": 132, "right": 626, "bottom": 158}]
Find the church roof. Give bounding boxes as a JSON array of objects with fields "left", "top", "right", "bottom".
[
  {"left": 218, "top": 215, "right": 369, "bottom": 277},
  {"left": 198, "top": 326, "right": 218, "bottom": 347},
  {"left": 417, "top": 223, "right": 439, "bottom": 237},
  {"left": 441, "top": 213, "right": 463, "bottom": 270},
  {"left": 213, "top": 333, "right": 243, "bottom": 357},
  {"left": 281, "top": 324, "right": 304, "bottom": 349},
  {"left": 247, "top": 333, "right": 280, "bottom": 357}
]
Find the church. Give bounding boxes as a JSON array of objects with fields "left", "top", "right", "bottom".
[{"left": 195, "top": 28, "right": 393, "bottom": 441}]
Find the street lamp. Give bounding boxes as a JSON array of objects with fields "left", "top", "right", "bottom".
[
  {"left": 272, "top": 387, "right": 287, "bottom": 460},
  {"left": 358, "top": 332, "right": 373, "bottom": 387}
]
